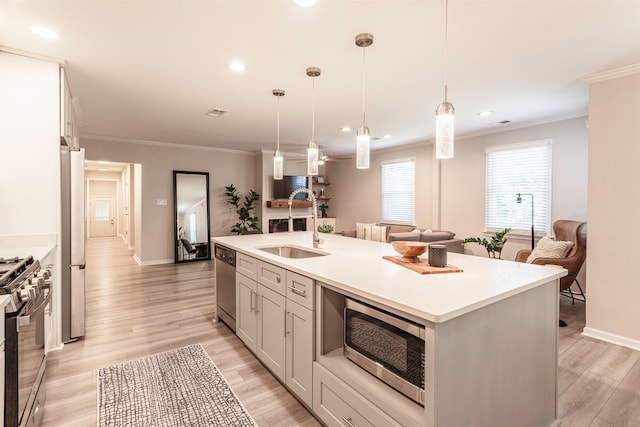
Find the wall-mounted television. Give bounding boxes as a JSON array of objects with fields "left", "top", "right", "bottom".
[{"left": 273, "top": 175, "right": 309, "bottom": 200}]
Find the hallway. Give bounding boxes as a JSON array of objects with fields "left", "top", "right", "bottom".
[{"left": 42, "top": 237, "right": 318, "bottom": 426}]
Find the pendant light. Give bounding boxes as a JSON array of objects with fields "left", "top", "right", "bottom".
[
  {"left": 355, "top": 33, "right": 373, "bottom": 169},
  {"left": 435, "top": 0, "right": 454, "bottom": 159},
  {"left": 306, "top": 67, "right": 321, "bottom": 176},
  {"left": 272, "top": 89, "right": 285, "bottom": 180}
]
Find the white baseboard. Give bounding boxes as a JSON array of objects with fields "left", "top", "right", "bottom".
[{"left": 582, "top": 327, "right": 640, "bottom": 351}]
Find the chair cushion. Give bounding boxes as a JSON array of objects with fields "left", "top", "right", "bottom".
[
  {"left": 356, "top": 222, "right": 376, "bottom": 239},
  {"left": 420, "top": 230, "right": 455, "bottom": 243},
  {"left": 526, "top": 237, "right": 574, "bottom": 263},
  {"left": 364, "top": 225, "right": 388, "bottom": 242}
]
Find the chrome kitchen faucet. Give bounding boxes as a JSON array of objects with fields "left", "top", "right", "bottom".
[{"left": 288, "top": 188, "right": 323, "bottom": 248}]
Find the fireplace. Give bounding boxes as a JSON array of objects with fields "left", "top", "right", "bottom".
[{"left": 269, "top": 218, "right": 306, "bottom": 233}]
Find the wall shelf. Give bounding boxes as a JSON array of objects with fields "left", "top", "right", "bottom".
[{"left": 267, "top": 200, "right": 312, "bottom": 208}]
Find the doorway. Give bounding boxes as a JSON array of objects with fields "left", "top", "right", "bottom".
[
  {"left": 90, "top": 196, "right": 115, "bottom": 237},
  {"left": 88, "top": 180, "right": 118, "bottom": 238}
]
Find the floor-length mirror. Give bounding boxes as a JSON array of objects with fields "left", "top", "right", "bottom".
[{"left": 174, "top": 171, "right": 211, "bottom": 263}]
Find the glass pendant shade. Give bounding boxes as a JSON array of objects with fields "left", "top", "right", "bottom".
[
  {"left": 273, "top": 150, "right": 284, "bottom": 180},
  {"left": 307, "top": 141, "right": 319, "bottom": 176},
  {"left": 356, "top": 126, "right": 370, "bottom": 169},
  {"left": 435, "top": 101, "right": 455, "bottom": 159},
  {"left": 272, "top": 88, "right": 286, "bottom": 179}
]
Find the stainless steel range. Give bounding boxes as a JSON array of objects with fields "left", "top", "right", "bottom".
[{"left": 1, "top": 256, "right": 51, "bottom": 427}]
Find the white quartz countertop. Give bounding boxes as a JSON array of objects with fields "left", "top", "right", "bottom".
[{"left": 212, "top": 232, "right": 567, "bottom": 323}]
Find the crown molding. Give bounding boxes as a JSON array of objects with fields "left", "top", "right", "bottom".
[
  {"left": 81, "top": 134, "right": 255, "bottom": 155},
  {"left": 0, "top": 46, "right": 65, "bottom": 65},
  {"left": 583, "top": 63, "right": 640, "bottom": 83}
]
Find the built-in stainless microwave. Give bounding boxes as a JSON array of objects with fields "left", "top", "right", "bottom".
[{"left": 344, "top": 298, "right": 426, "bottom": 405}]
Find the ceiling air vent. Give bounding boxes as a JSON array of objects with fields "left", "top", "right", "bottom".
[{"left": 205, "top": 108, "right": 227, "bottom": 117}]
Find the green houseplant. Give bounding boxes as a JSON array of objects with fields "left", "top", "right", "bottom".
[
  {"left": 463, "top": 228, "right": 512, "bottom": 259},
  {"left": 224, "top": 184, "right": 261, "bottom": 234},
  {"left": 317, "top": 224, "right": 334, "bottom": 234}
]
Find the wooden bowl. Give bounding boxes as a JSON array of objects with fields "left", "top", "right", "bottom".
[{"left": 391, "top": 241, "right": 429, "bottom": 262}]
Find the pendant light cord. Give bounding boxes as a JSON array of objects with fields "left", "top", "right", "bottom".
[
  {"left": 312, "top": 76, "right": 316, "bottom": 141},
  {"left": 276, "top": 95, "right": 280, "bottom": 152},
  {"left": 362, "top": 46, "right": 366, "bottom": 125},
  {"left": 444, "top": 0, "right": 449, "bottom": 101}
]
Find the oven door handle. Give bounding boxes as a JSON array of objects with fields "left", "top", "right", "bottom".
[{"left": 17, "top": 291, "right": 51, "bottom": 331}]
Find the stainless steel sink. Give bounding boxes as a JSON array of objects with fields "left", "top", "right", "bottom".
[{"left": 258, "top": 245, "right": 329, "bottom": 259}]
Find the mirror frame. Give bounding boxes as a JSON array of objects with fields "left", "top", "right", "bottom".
[{"left": 173, "top": 170, "right": 212, "bottom": 263}]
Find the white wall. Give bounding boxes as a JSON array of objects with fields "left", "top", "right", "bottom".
[
  {"left": 327, "top": 143, "right": 434, "bottom": 232},
  {"left": 441, "top": 116, "right": 588, "bottom": 261},
  {"left": 584, "top": 69, "right": 640, "bottom": 349},
  {"left": 82, "top": 138, "right": 255, "bottom": 263},
  {"left": 0, "top": 52, "right": 60, "bottom": 236}
]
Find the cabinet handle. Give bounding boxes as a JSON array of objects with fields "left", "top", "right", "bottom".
[
  {"left": 288, "top": 286, "right": 306, "bottom": 297},
  {"left": 341, "top": 417, "right": 355, "bottom": 427},
  {"left": 276, "top": 276, "right": 281, "bottom": 283},
  {"left": 250, "top": 290, "right": 255, "bottom": 312},
  {"left": 284, "top": 311, "right": 288, "bottom": 337},
  {"left": 256, "top": 292, "right": 260, "bottom": 313}
]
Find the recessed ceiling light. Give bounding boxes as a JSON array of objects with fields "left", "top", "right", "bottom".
[
  {"left": 383, "top": 134, "right": 392, "bottom": 139},
  {"left": 341, "top": 127, "right": 351, "bottom": 132},
  {"left": 295, "top": 0, "right": 317, "bottom": 7},
  {"left": 97, "top": 168, "right": 110, "bottom": 172},
  {"left": 228, "top": 62, "right": 247, "bottom": 72},
  {"left": 479, "top": 111, "right": 493, "bottom": 117},
  {"left": 31, "top": 26, "right": 59, "bottom": 39},
  {"left": 97, "top": 160, "right": 111, "bottom": 164}
]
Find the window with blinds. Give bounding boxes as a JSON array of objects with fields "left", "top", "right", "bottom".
[
  {"left": 485, "top": 140, "right": 552, "bottom": 235},
  {"left": 381, "top": 158, "right": 415, "bottom": 224}
]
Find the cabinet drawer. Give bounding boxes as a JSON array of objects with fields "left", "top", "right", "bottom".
[
  {"left": 313, "top": 363, "right": 401, "bottom": 427},
  {"left": 257, "top": 261, "right": 286, "bottom": 295},
  {"left": 236, "top": 253, "right": 258, "bottom": 280},
  {"left": 286, "top": 271, "right": 314, "bottom": 310}
]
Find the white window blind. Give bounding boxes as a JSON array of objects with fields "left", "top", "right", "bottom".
[
  {"left": 485, "top": 140, "right": 552, "bottom": 235},
  {"left": 381, "top": 159, "right": 415, "bottom": 224}
]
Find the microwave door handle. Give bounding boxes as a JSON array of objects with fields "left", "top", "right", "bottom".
[{"left": 17, "top": 291, "right": 52, "bottom": 331}]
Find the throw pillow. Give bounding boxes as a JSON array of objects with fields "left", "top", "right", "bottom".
[
  {"left": 364, "top": 225, "right": 388, "bottom": 242},
  {"left": 526, "top": 237, "right": 574, "bottom": 263},
  {"left": 356, "top": 222, "right": 376, "bottom": 239}
]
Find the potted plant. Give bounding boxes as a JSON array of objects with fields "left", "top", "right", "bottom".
[
  {"left": 463, "top": 228, "right": 512, "bottom": 259},
  {"left": 224, "top": 184, "right": 261, "bottom": 234},
  {"left": 317, "top": 224, "right": 334, "bottom": 234}
]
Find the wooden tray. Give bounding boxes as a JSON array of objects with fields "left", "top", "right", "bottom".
[{"left": 383, "top": 256, "right": 463, "bottom": 275}]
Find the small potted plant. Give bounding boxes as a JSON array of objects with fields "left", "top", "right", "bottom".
[
  {"left": 317, "top": 224, "right": 334, "bottom": 234},
  {"left": 463, "top": 228, "right": 512, "bottom": 259},
  {"left": 319, "top": 203, "right": 328, "bottom": 217}
]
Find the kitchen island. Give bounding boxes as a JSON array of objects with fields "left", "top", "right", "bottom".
[{"left": 213, "top": 231, "right": 566, "bottom": 427}]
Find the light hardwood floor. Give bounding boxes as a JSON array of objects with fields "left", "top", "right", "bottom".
[
  {"left": 41, "top": 237, "right": 640, "bottom": 426},
  {"left": 42, "top": 237, "right": 319, "bottom": 427}
]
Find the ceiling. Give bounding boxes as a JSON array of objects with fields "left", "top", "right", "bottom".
[{"left": 1, "top": 0, "right": 639, "bottom": 158}]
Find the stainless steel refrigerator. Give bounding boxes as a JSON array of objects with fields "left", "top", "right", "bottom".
[{"left": 60, "top": 146, "right": 86, "bottom": 343}]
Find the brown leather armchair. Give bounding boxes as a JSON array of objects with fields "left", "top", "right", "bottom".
[{"left": 515, "top": 220, "right": 587, "bottom": 326}]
